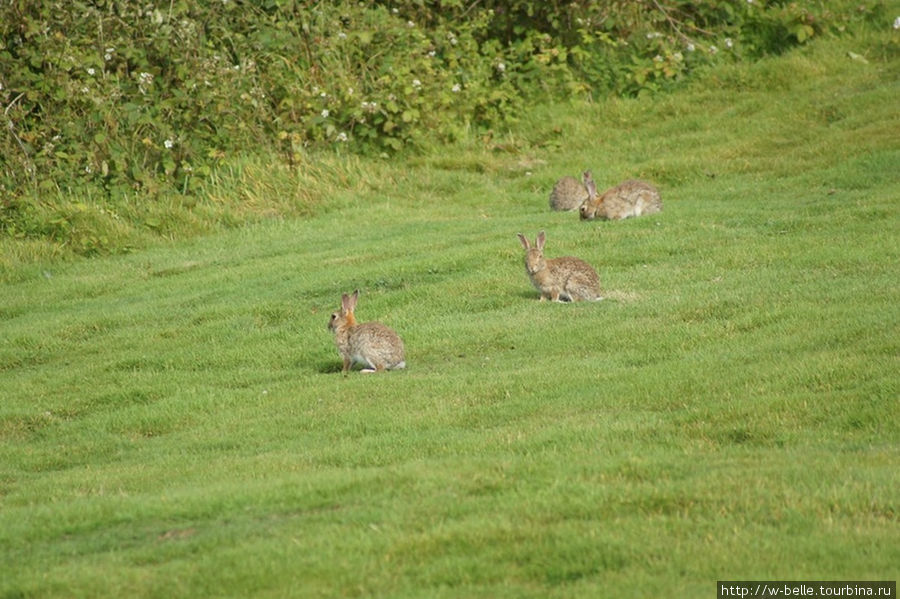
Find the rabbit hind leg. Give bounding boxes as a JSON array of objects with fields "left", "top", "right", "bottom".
[{"left": 361, "top": 359, "right": 385, "bottom": 374}]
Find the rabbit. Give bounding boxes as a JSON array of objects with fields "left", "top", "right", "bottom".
[
  {"left": 579, "top": 170, "right": 662, "bottom": 220},
  {"left": 549, "top": 175, "right": 589, "bottom": 211},
  {"left": 517, "top": 231, "right": 603, "bottom": 302},
  {"left": 328, "top": 289, "right": 406, "bottom": 374}
]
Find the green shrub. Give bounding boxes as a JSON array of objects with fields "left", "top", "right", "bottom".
[{"left": 0, "top": 0, "right": 887, "bottom": 253}]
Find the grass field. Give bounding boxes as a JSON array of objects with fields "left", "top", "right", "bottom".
[{"left": 2, "top": 30, "right": 899, "bottom": 598}]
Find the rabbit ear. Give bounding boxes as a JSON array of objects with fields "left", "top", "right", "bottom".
[
  {"left": 517, "top": 233, "right": 530, "bottom": 250},
  {"left": 536, "top": 231, "right": 546, "bottom": 250},
  {"left": 347, "top": 289, "right": 359, "bottom": 312},
  {"left": 583, "top": 171, "right": 597, "bottom": 198},
  {"left": 340, "top": 293, "right": 351, "bottom": 314}
]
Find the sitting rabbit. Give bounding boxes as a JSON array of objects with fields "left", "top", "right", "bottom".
[
  {"left": 328, "top": 290, "right": 406, "bottom": 374},
  {"left": 549, "top": 175, "right": 590, "bottom": 211},
  {"left": 517, "top": 231, "right": 603, "bottom": 302},
  {"left": 579, "top": 171, "right": 662, "bottom": 220}
]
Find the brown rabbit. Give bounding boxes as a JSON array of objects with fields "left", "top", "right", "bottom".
[
  {"left": 579, "top": 171, "right": 662, "bottom": 220},
  {"left": 549, "top": 175, "right": 589, "bottom": 211},
  {"left": 328, "top": 290, "right": 406, "bottom": 374},
  {"left": 517, "top": 231, "right": 603, "bottom": 302}
]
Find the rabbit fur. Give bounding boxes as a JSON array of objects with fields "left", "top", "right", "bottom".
[
  {"left": 328, "top": 290, "right": 406, "bottom": 374},
  {"left": 549, "top": 175, "right": 589, "bottom": 211},
  {"left": 517, "top": 231, "right": 603, "bottom": 302},
  {"left": 579, "top": 171, "right": 662, "bottom": 221}
]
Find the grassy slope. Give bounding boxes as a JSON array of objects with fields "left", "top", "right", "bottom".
[{"left": 1, "top": 31, "right": 898, "bottom": 598}]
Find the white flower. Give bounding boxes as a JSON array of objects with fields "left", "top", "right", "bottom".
[
  {"left": 686, "top": 43, "right": 695, "bottom": 52},
  {"left": 337, "top": 31, "right": 347, "bottom": 39},
  {"left": 646, "top": 32, "right": 662, "bottom": 39},
  {"left": 392, "top": 7, "right": 398, "bottom": 13},
  {"left": 347, "top": 87, "right": 353, "bottom": 95},
  {"left": 320, "top": 91, "right": 327, "bottom": 98},
  {"left": 336, "top": 132, "right": 348, "bottom": 142},
  {"left": 653, "top": 55, "right": 663, "bottom": 62},
  {"left": 164, "top": 139, "right": 174, "bottom": 149},
  {"left": 321, "top": 109, "right": 329, "bottom": 118},
  {"left": 407, "top": 20, "right": 415, "bottom": 28},
  {"left": 412, "top": 79, "right": 421, "bottom": 88},
  {"left": 451, "top": 83, "right": 461, "bottom": 92},
  {"left": 725, "top": 38, "right": 733, "bottom": 49},
  {"left": 87, "top": 67, "right": 96, "bottom": 76},
  {"left": 894, "top": 16, "right": 900, "bottom": 29},
  {"left": 673, "top": 52, "right": 684, "bottom": 62},
  {"left": 428, "top": 50, "right": 436, "bottom": 57},
  {"left": 85, "top": 165, "right": 93, "bottom": 174},
  {"left": 104, "top": 53, "right": 112, "bottom": 61},
  {"left": 81, "top": 86, "right": 89, "bottom": 94},
  {"left": 496, "top": 62, "right": 506, "bottom": 72},
  {"left": 709, "top": 45, "right": 718, "bottom": 54},
  {"left": 139, "top": 72, "right": 152, "bottom": 85}
]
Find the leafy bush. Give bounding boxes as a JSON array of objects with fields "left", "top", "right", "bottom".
[{"left": 0, "top": 0, "right": 887, "bottom": 253}]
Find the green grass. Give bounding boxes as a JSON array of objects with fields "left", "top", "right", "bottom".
[{"left": 2, "top": 31, "right": 899, "bottom": 598}]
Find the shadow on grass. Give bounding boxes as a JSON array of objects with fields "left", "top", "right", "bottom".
[
  {"left": 314, "top": 360, "right": 413, "bottom": 375},
  {"left": 315, "top": 360, "right": 344, "bottom": 374},
  {"left": 515, "top": 290, "right": 607, "bottom": 303}
]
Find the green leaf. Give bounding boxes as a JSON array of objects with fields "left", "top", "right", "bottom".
[{"left": 793, "top": 24, "right": 814, "bottom": 42}]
